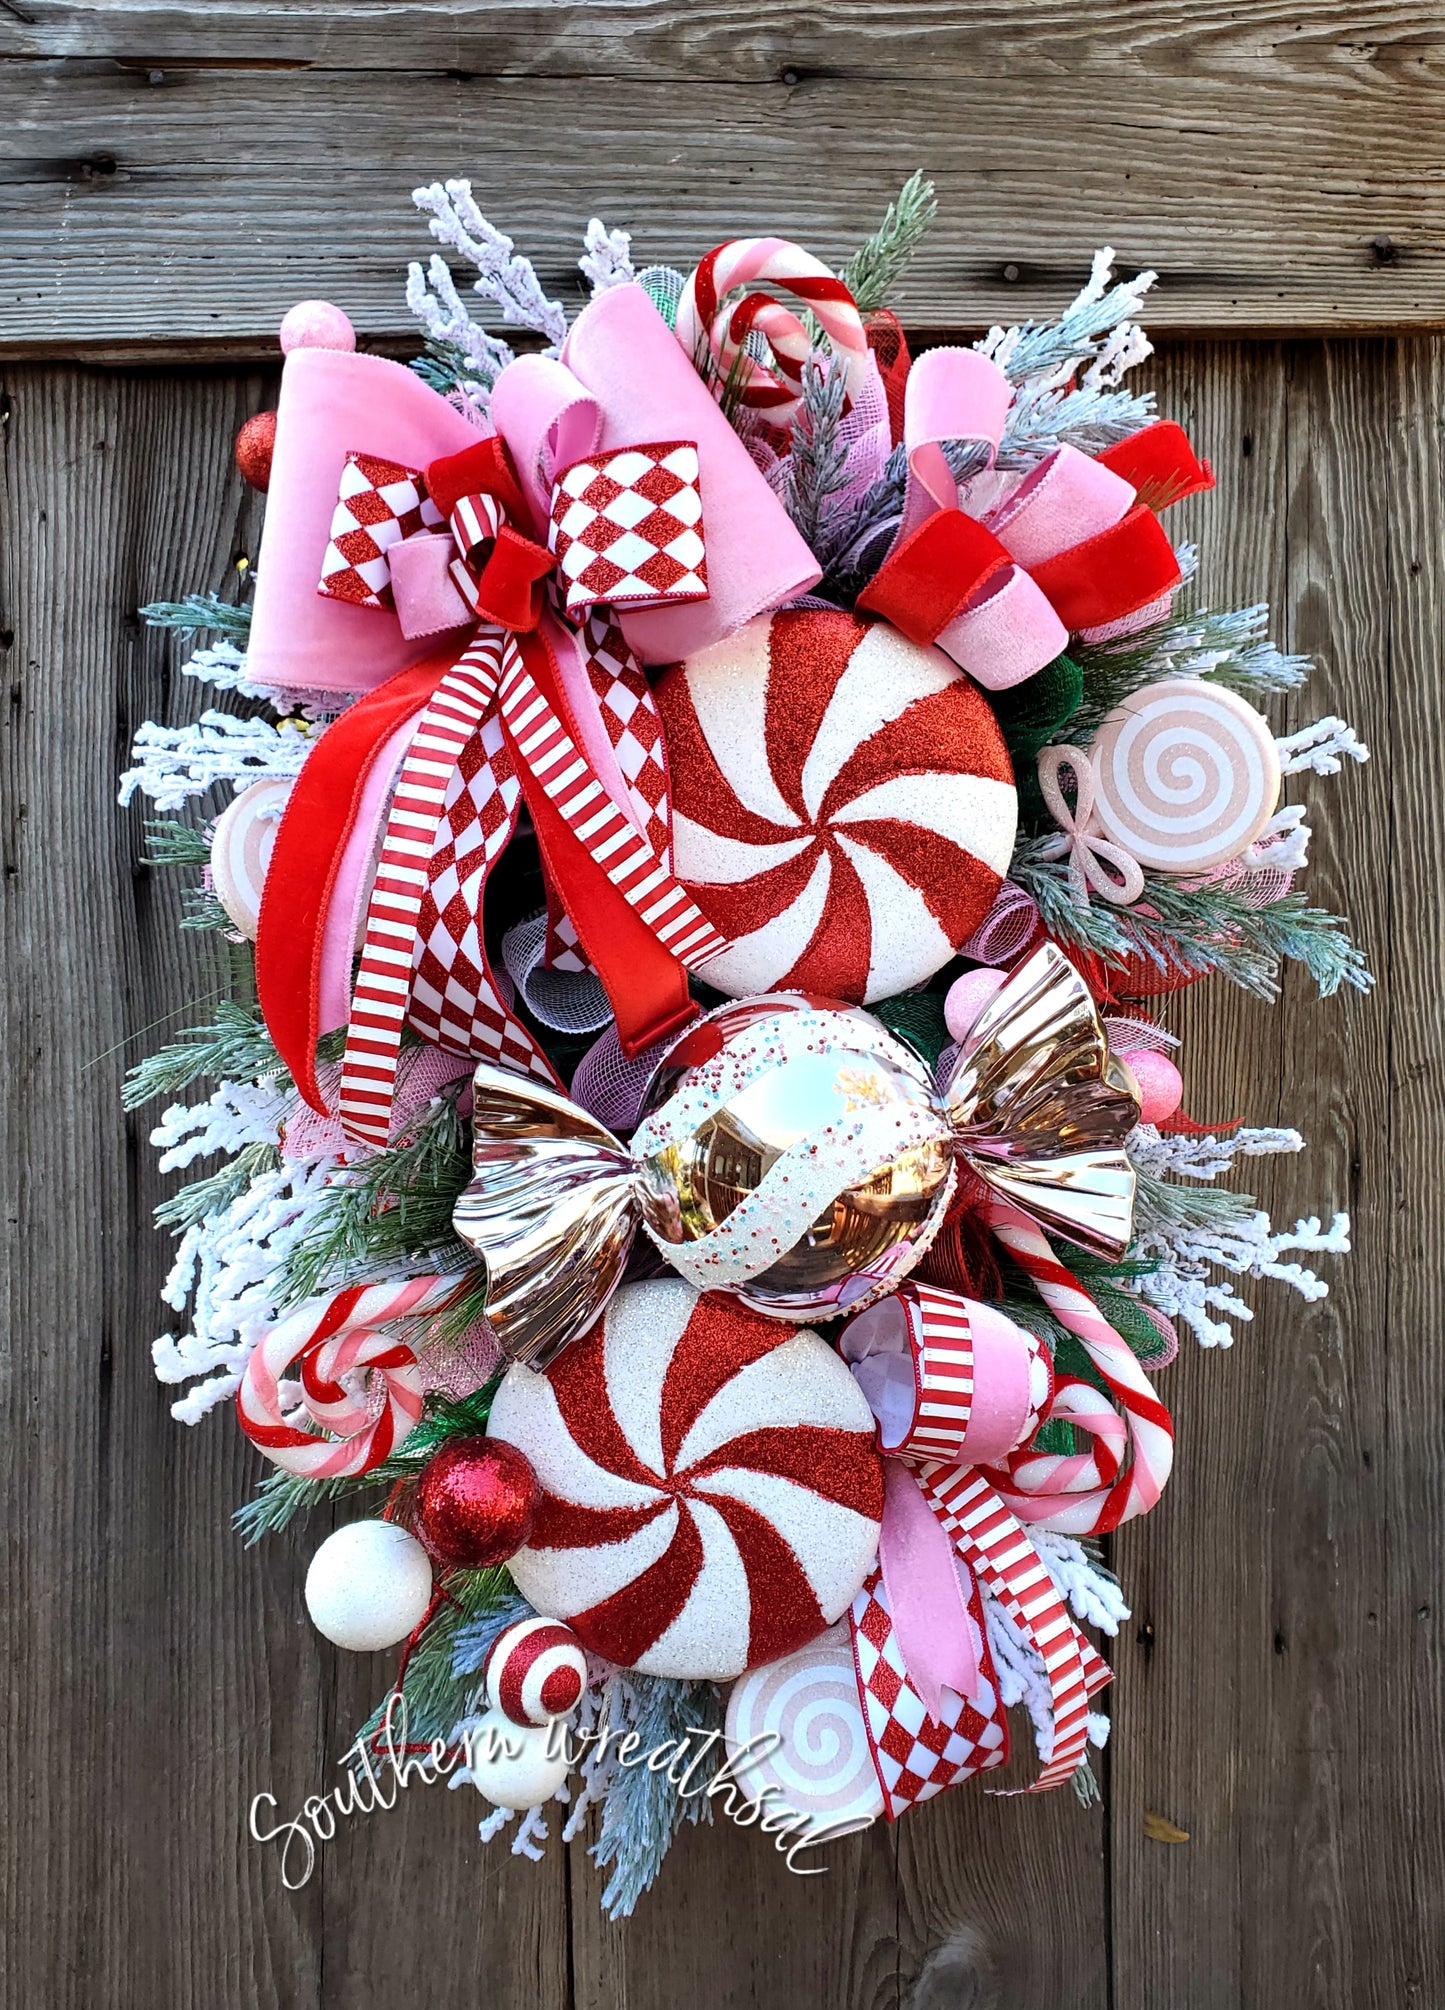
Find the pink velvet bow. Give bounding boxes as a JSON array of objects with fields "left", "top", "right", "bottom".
[{"left": 247, "top": 283, "right": 819, "bottom": 696}]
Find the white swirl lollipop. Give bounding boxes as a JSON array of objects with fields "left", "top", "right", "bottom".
[
  {"left": 210, "top": 778, "right": 291, "bottom": 938},
  {"left": 1088, "top": 678, "right": 1281, "bottom": 872},
  {"left": 725, "top": 1625, "right": 883, "bottom": 1826}
]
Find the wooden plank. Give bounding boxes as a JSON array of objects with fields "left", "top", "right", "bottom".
[
  {"left": 0, "top": 362, "right": 326, "bottom": 2008},
  {"left": 1110, "top": 337, "right": 1445, "bottom": 2003},
  {"left": 1, "top": 5, "right": 1444, "bottom": 356}
]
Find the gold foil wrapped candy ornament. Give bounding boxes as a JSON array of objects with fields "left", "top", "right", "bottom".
[{"left": 452, "top": 943, "right": 1140, "bottom": 1369}]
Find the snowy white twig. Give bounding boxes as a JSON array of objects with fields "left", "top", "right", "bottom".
[
  {"left": 118, "top": 712, "right": 313, "bottom": 809},
  {"left": 413, "top": 179, "right": 568, "bottom": 346},
  {"left": 1276, "top": 716, "right": 1370, "bottom": 776},
  {"left": 579, "top": 218, "right": 636, "bottom": 296}
]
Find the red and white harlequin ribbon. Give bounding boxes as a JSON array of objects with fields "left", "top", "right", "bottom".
[
  {"left": 336, "top": 622, "right": 729, "bottom": 1147},
  {"left": 980, "top": 1202, "right": 1174, "bottom": 1535},
  {"left": 237, "top": 1275, "right": 466, "bottom": 1477},
  {"left": 843, "top": 1277, "right": 1118, "bottom": 1796}
]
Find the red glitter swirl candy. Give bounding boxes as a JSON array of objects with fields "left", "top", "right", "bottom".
[
  {"left": 655, "top": 608, "right": 1017, "bottom": 1005},
  {"left": 674, "top": 237, "right": 869, "bottom": 422},
  {"left": 485, "top": 1280, "right": 885, "bottom": 1679}
]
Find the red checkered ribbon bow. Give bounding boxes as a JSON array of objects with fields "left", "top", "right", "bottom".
[
  {"left": 841, "top": 1280, "right": 1114, "bottom": 1806},
  {"left": 263, "top": 431, "right": 730, "bottom": 1151}
]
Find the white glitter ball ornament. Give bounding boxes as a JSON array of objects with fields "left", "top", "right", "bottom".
[
  {"left": 303, "top": 1521, "right": 433, "bottom": 1651},
  {"left": 462, "top": 1709, "right": 571, "bottom": 1810}
]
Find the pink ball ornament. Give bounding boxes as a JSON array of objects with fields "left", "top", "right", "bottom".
[
  {"left": 1119, "top": 1048, "right": 1184, "bottom": 1126},
  {"left": 944, "top": 966, "right": 1009, "bottom": 1044},
  {"left": 279, "top": 299, "right": 356, "bottom": 355}
]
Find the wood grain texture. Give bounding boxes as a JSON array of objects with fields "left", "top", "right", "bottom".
[
  {"left": 2, "top": 2, "right": 1445, "bottom": 355},
  {"left": 3, "top": 346, "right": 1442, "bottom": 2004}
]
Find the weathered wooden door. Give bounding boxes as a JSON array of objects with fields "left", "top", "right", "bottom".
[{"left": 3, "top": 8, "right": 1441, "bottom": 2006}]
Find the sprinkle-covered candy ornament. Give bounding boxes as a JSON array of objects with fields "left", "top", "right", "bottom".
[
  {"left": 485, "top": 1280, "right": 885, "bottom": 1679},
  {"left": 484, "top": 1617, "right": 588, "bottom": 1726},
  {"left": 304, "top": 1520, "right": 433, "bottom": 1651},
  {"left": 656, "top": 608, "right": 1017, "bottom": 1004}
]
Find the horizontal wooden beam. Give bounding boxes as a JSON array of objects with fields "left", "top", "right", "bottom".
[{"left": 1, "top": 4, "right": 1443, "bottom": 354}]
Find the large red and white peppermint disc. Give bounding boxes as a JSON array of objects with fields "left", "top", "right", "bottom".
[
  {"left": 486, "top": 1280, "right": 885, "bottom": 1679},
  {"left": 655, "top": 610, "right": 1017, "bottom": 1004}
]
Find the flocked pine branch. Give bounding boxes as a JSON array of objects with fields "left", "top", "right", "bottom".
[
  {"left": 141, "top": 593, "right": 253, "bottom": 645},
  {"left": 841, "top": 170, "right": 938, "bottom": 314},
  {"left": 783, "top": 354, "right": 852, "bottom": 554},
  {"left": 119, "top": 712, "right": 313, "bottom": 810},
  {"left": 1065, "top": 601, "right": 1311, "bottom": 735},
  {"left": 978, "top": 247, "right": 1158, "bottom": 390},
  {"left": 123, "top": 999, "right": 285, "bottom": 1109},
  {"left": 1012, "top": 845, "right": 1373, "bottom": 999}
]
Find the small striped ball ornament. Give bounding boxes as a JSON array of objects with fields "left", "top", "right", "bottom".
[
  {"left": 485, "top": 1279, "right": 885, "bottom": 1679},
  {"left": 654, "top": 608, "right": 1017, "bottom": 1005},
  {"left": 484, "top": 1617, "right": 588, "bottom": 1726}
]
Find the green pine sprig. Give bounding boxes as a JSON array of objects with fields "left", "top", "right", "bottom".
[
  {"left": 841, "top": 171, "right": 938, "bottom": 314},
  {"left": 140, "top": 592, "right": 252, "bottom": 644},
  {"left": 122, "top": 999, "right": 286, "bottom": 1109}
]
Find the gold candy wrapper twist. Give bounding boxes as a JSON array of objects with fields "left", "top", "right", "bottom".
[{"left": 453, "top": 944, "right": 1140, "bottom": 1369}]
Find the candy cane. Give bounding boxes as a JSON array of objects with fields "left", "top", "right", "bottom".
[
  {"left": 237, "top": 1276, "right": 466, "bottom": 1477},
  {"left": 982, "top": 1202, "right": 1174, "bottom": 1534},
  {"left": 674, "top": 237, "right": 869, "bottom": 422}
]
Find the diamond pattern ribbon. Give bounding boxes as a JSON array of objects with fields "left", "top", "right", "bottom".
[
  {"left": 317, "top": 452, "right": 445, "bottom": 610},
  {"left": 548, "top": 440, "right": 707, "bottom": 621}
]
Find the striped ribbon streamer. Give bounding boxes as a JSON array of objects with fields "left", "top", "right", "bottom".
[
  {"left": 496, "top": 633, "right": 730, "bottom": 971},
  {"left": 237, "top": 1274, "right": 467, "bottom": 1478},
  {"left": 338, "top": 633, "right": 554, "bottom": 1148},
  {"left": 886, "top": 1280, "right": 975, "bottom": 1462},
  {"left": 982, "top": 1202, "right": 1174, "bottom": 1535},
  {"left": 914, "top": 1460, "right": 1111, "bottom": 1794}
]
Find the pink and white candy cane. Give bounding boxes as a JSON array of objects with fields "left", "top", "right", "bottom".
[
  {"left": 237, "top": 1275, "right": 465, "bottom": 1478},
  {"left": 981, "top": 1203, "right": 1174, "bottom": 1535},
  {"left": 674, "top": 238, "right": 869, "bottom": 423}
]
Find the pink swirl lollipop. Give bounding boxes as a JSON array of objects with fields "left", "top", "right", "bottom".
[
  {"left": 210, "top": 779, "right": 291, "bottom": 940},
  {"left": 674, "top": 237, "right": 869, "bottom": 423},
  {"left": 725, "top": 1624, "right": 883, "bottom": 1824}
]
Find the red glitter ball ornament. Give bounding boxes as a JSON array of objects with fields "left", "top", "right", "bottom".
[
  {"left": 234, "top": 409, "right": 279, "bottom": 492},
  {"left": 414, "top": 1437, "right": 540, "bottom": 1569}
]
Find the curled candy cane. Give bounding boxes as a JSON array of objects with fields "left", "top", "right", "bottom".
[
  {"left": 674, "top": 237, "right": 869, "bottom": 422},
  {"left": 237, "top": 1276, "right": 466, "bottom": 1477},
  {"left": 1035, "top": 745, "right": 1145, "bottom": 907},
  {"left": 982, "top": 1203, "right": 1173, "bottom": 1534}
]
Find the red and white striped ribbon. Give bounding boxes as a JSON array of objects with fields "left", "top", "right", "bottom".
[
  {"left": 339, "top": 633, "right": 552, "bottom": 1148},
  {"left": 886, "top": 1281, "right": 976, "bottom": 1462},
  {"left": 237, "top": 1275, "right": 465, "bottom": 1478},
  {"left": 914, "top": 1461, "right": 1111, "bottom": 1793},
  {"left": 982, "top": 1202, "right": 1174, "bottom": 1535},
  {"left": 496, "top": 634, "right": 730, "bottom": 971}
]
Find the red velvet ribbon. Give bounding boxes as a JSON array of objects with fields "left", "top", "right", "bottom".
[
  {"left": 1096, "top": 422, "right": 1214, "bottom": 507},
  {"left": 856, "top": 510, "right": 1013, "bottom": 644},
  {"left": 427, "top": 439, "right": 556, "bottom": 632},
  {"left": 1026, "top": 502, "right": 1183, "bottom": 635}
]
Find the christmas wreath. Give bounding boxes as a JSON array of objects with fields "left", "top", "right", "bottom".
[{"left": 121, "top": 174, "right": 1369, "bottom": 1914}]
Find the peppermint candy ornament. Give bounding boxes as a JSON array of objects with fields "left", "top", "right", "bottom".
[
  {"left": 656, "top": 609, "right": 1016, "bottom": 1004},
  {"left": 210, "top": 778, "right": 290, "bottom": 939},
  {"left": 485, "top": 1280, "right": 885, "bottom": 1679},
  {"left": 1088, "top": 678, "right": 1281, "bottom": 872},
  {"left": 484, "top": 1617, "right": 588, "bottom": 1725},
  {"left": 725, "top": 1623, "right": 884, "bottom": 1826}
]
